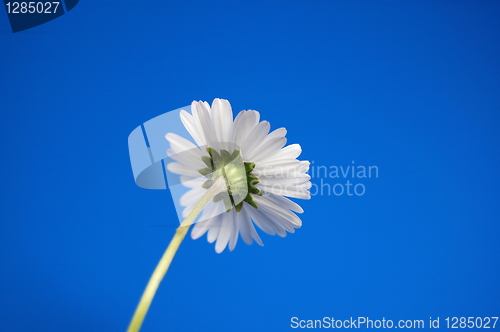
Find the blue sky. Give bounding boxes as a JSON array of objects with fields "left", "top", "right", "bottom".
[{"left": 1, "top": 1, "right": 499, "bottom": 331}]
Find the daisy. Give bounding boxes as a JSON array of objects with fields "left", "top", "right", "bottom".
[
  {"left": 127, "top": 99, "right": 311, "bottom": 332},
  {"left": 165, "top": 98, "right": 311, "bottom": 253}
]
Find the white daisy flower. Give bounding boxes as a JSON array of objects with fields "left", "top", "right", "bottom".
[{"left": 165, "top": 98, "right": 311, "bottom": 253}]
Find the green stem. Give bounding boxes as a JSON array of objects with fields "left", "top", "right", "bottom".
[{"left": 127, "top": 177, "right": 226, "bottom": 332}]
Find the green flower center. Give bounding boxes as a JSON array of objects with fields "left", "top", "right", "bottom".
[{"left": 198, "top": 148, "right": 262, "bottom": 212}]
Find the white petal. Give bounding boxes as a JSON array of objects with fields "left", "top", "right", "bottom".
[
  {"left": 200, "top": 200, "right": 226, "bottom": 222},
  {"left": 264, "top": 144, "right": 302, "bottom": 163},
  {"left": 194, "top": 101, "right": 220, "bottom": 151},
  {"left": 180, "top": 187, "right": 206, "bottom": 207},
  {"left": 183, "top": 194, "right": 217, "bottom": 220},
  {"left": 238, "top": 214, "right": 253, "bottom": 245},
  {"left": 167, "top": 162, "right": 201, "bottom": 177},
  {"left": 207, "top": 214, "right": 222, "bottom": 243},
  {"left": 166, "top": 132, "right": 200, "bottom": 153},
  {"left": 252, "top": 206, "right": 288, "bottom": 237},
  {"left": 245, "top": 110, "right": 260, "bottom": 125},
  {"left": 190, "top": 102, "right": 206, "bottom": 146},
  {"left": 167, "top": 148, "right": 206, "bottom": 169},
  {"left": 266, "top": 194, "right": 304, "bottom": 213},
  {"left": 263, "top": 213, "right": 293, "bottom": 236},
  {"left": 240, "top": 206, "right": 264, "bottom": 245},
  {"left": 246, "top": 203, "right": 277, "bottom": 235},
  {"left": 256, "top": 183, "right": 311, "bottom": 199},
  {"left": 263, "top": 128, "right": 287, "bottom": 144},
  {"left": 256, "top": 159, "right": 309, "bottom": 170},
  {"left": 259, "top": 175, "right": 311, "bottom": 187},
  {"left": 243, "top": 121, "right": 271, "bottom": 160},
  {"left": 211, "top": 98, "right": 233, "bottom": 146},
  {"left": 210, "top": 99, "right": 224, "bottom": 144},
  {"left": 215, "top": 213, "right": 232, "bottom": 253},
  {"left": 250, "top": 137, "right": 287, "bottom": 163},
  {"left": 202, "top": 101, "right": 211, "bottom": 115},
  {"left": 180, "top": 176, "right": 205, "bottom": 188},
  {"left": 228, "top": 210, "right": 240, "bottom": 251},
  {"left": 235, "top": 110, "right": 260, "bottom": 150},
  {"left": 230, "top": 110, "right": 245, "bottom": 145},
  {"left": 295, "top": 181, "right": 312, "bottom": 190},
  {"left": 179, "top": 109, "right": 205, "bottom": 146},
  {"left": 254, "top": 167, "right": 310, "bottom": 180},
  {"left": 255, "top": 195, "right": 303, "bottom": 228},
  {"left": 191, "top": 217, "right": 214, "bottom": 240},
  {"left": 255, "top": 196, "right": 299, "bottom": 231}
]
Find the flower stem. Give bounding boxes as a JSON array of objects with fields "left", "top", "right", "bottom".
[{"left": 127, "top": 177, "right": 226, "bottom": 332}]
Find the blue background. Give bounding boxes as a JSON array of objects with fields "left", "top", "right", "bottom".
[{"left": 1, "top": 1, "right": 499, "bottom": 331}]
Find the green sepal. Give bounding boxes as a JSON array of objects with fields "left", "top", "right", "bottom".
[
  {"left": 219, "top": 193, "right": 233, "bottom": 212},
  {"left": 244, "top": 194, "right": 258, "bottom": 209},
  {"left": 198, "top": 167, "right": 213, "bottom": 176},
  {"left": 231, "top": 193, "right": 245, "bottom": 204},
  {"left": 235, "top": 202, "right": 244, "bottom": 213},
  {"left": 248, "top": 185, "right": 262, "bottom": 196},
  {"left": 207, "top": 147, "right": 219, "bottom": 163},
  {"left": 230, "top": 150, "right": 240, "bottom": 161},
  {"left": 207, "top": 148, "right": 222, "bottom": 168},
  {"left": 220, "top": 149, "right": 231, "bottom": 163},
  {"left": 201, "top": 156, "right": 213, "bottom": 169},
  {"left": 244, "top": 162, "right": 256, "bottom": 173},
  {"left": 213, "top": 192, "right": 225, "bottom": 202},
  {"left": 202, "top": 179, "right": 213, "bottom": 189},
  {"left": 247, "top": 174, "right": 259, "bottom": 186},
  {"left": 215, "top": 194, "right": 233, "bottom": 212}
]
